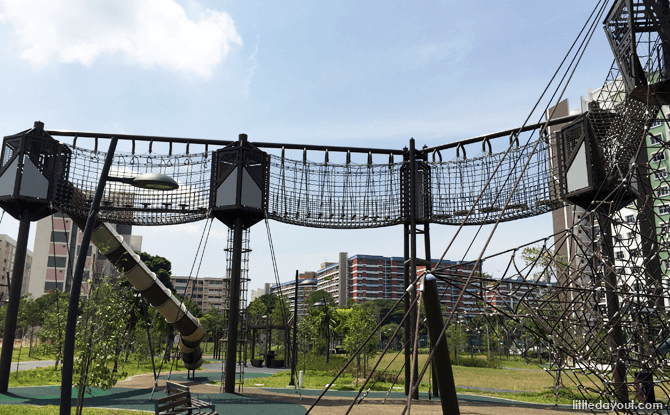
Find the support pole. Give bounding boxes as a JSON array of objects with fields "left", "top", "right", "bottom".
[
  {"left": 224, "top": 214, "right": 244, "bottom": 393},
  {"left": 0, "top": 210, "right": 31, "bottom": 392},
  {"left": 423, "top": 274, "right": 460, "bottom": 415},
  {"left": 289, "top": 270, "right": 299, "bottom": 386},
  {"left": 408, "top": 138, "right": 419, "bottom": 400},
  {"left": 598, "top": 210, "right": 628, "bottom": 404},
  {"left": 403, "top": 224, "right": 410, "bottom": 396},
  {"left": 634, "top": 147, "right": 664, "bottom": 310},
  {"left": 424, "top": 222, "right": 439, "bottom": 398},
  {"left": 60, "top": 137, "right": 118, "bottom": 414}
]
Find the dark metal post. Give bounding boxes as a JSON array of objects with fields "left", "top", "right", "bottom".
[
  {"left": 224, "top": 214, "right": 244, "bottom": 393},
  {"left": 60, "top": 137, "right": 118, "bottom": 414},
  {"left": 289, "top": 270, "right": 299, "bottom": 386},
  {"left": 325, "top": 306, "right": 330, "bottom": 364},
  {"left": 634, "top": 147, "right": 664, "bottom": 309},
  {"left": 423, "top": 274, "right": 460, "bottom": 415},
  {"left": 598, "top": 210, "right": 628, "bottom": 404},
  {"left": 403, "top": 224, "right": 410, "bottom": 395},
  {"left": 424, "top": 222, "right": 439, "bottom": 398},
  {"left": 408, "top": 138, "right": 419, "bottom": 400},
  {"left": 0, "top": 210, "right": 31, "bottom": 392},
  {"left": 402, "top": 144, "right": 411, "bottom": 396}
]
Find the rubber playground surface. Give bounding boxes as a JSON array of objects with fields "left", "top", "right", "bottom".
[{"left": 0, "top": 370, "right": 582, "bottom": 414}]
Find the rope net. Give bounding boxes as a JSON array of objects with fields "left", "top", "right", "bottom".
[{"left": 49, "top": 134, "right": 564, "bottom": 228}]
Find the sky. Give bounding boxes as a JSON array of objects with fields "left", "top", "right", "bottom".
[{"left": 0, "top": 0, "right": 616, "bottom": 292}]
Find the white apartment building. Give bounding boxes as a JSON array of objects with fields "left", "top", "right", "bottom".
[
  {"left": 172, "top": 276, "right": 227, "bottom": 311},
  {"left": 0, "top": 234, "right": 33, "bottom": 299},
  {"left": 30, "top": 212, "right": 142, "bottom": 298}
]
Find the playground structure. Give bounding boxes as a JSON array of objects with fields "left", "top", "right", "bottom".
[{"left": 0, "top": 0, "right": 669, "bottom": 413}]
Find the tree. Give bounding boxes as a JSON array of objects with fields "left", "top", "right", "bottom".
[
  {"left": 340, "top": 305, "right": 377, "bottom": 380},
  {"left": 446, "top": 323, "right": 469, "bottom": 364},
  {"left": 36, "top": 291, "right": 69, "bottom": 367},
  {"left": 521, "top": 245, "right": 568, "bottom": 284},
  {"left": 74, "top": 278, "right": 134, "bottom": 415},
  {"left": 361, "top": 299, "right": 404, "bottom": 325},
  {"left": 305, "top": 290, "right": 336, "bottom": 310},
  {"left": 138, "top": 252, "right": 174, "bottom": 292},
  {"left": 200, "top": 307, "right": 226, "bottom": 357},
  {"left": 248, "top": 294, "right": 278, "bottom": 322}
]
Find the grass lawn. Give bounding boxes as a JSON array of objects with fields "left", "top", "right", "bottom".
[
  {"left": 5, "top": 357, "right": 211, "bottom": 387},
  {"left": 10, "top": 346, "right": 57, "bottom": 362},
  {"left": 0, "top": 406, "right": 150, "bottom": 414},
  {"left": 243, "top": 353, "right": 607, "bottom": 405}
]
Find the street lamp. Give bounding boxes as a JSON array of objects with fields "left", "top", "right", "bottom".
[
  {"left": 60, "top": 137, "right": 178, "bottom": 415},
  {"left": 289, "top": 276, "right": 317, "bottom": 386},
  {"left": 314, "top": 301, "right": 331, "bottom": 364}
]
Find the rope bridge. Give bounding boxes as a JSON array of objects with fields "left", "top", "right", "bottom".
[{"left": 48, "top": 133, "right": 564, "bottom": 228}]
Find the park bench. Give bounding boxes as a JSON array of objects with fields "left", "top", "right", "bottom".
[{"left": 154, "top": 381, "right": 217, "bottom": 415}]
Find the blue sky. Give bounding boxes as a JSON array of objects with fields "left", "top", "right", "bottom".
[{"left": 0, "top": 0, "right": 614, "bottom": 291}]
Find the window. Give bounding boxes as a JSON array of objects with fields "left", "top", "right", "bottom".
[
  {"left": 653, "top": 151, "right": 667, "bottom": 162},
  {"left": 650, "top": 134, "right": 664, "bottom": 145},
  {"left": 659, "top": 204, "right": 670, "bottom": 215},
  {"left": 50, "top": 231, "right": 68, "bottom": 243},
  {"left": 625, "top": 214, "right": 635, "bottom": 223},
  {"left": 47, "top": 256, "right": 67, "bottom": 268},
  {"left": 660, "top": 223, "right": 669, "bottom": 234},
  {"left": 651, "top": 119, "right": 663, "bottom": 128},
  {"left": 654, "top": 169, "right": 668, "bottom": 180},
  {"left": 658, "top": 186, "right": 670, "bottom": 197},
  {"left": 616, "top": 251, "right": 625, "bottom": 259}
]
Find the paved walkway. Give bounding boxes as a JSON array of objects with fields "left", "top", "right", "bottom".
[{"left": 8, "top": 360, "right": 56, "bottom": 371}]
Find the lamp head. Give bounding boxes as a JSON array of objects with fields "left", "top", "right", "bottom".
[{"left": 132, "top": 172, "right": 179, "bottom": 190}]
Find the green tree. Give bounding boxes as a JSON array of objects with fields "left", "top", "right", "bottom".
[
  {"left": 248, "top": 294, "right": 278, "bottom": 322},
  {"left": 342, "top": 305, "right": 377, "bottom": 380},
  {"left": 138, "top": 252, "right": 174, "bottom": 292},
  {"left": 74, "top": 278, "right": 134, "bottom": 415},
  {"left": 200, "top": 307, "right": 226, "bottom": 356},
  {"left": 446, "top": 323, "right": 469, "bottom": 364},
  {"left": 305, "top": 290, "right": 336, "bottom": 309},
  {"left": 521, "top": 245, "right": 568, "bottom": 284},
  {"left": 36, "top": 291, "right": 69, "bottom": 367}
]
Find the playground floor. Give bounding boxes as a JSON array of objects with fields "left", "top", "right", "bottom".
[{"left": 0, "top": 369, "right": 586, "bottom": 414}]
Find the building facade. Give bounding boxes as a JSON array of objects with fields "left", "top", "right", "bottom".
[
  {"left": 0, "top": 234, "right": 33, "bottom": 300},
  {"left": 172, "top": 276, "right": 227, "bottom": 311},
  {"left": 30, "top": 212, "right": 142, "bottom": 298},
  {"left": 273, "top": 253, "right": 481, "bottom": 314},
  {"left": 270, "top": 272, "right": 318, "bottom": 318}
]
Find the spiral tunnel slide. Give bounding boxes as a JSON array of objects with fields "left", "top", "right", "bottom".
[{"left": 68, "top": 215, "right": 205, "bottom": 370}]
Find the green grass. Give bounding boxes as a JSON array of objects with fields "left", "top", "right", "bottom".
[
  {"left": 0, "top": 405, "right": 150, "bottom": 414},
  {"left": 4, "top": 357, "right": 212, "bottom": 387},
  {"left": 10, "top": 346, "right": 57, "bottom": 362},
  {"left": 244, "top": 354, "right": 606, "bottom": 406}
]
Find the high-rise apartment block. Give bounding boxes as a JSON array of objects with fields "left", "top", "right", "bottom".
[
  {"left": 30, "top": 213, "right": 142, "bottom": 298},
  {"left": 272, "top": 253, "right": 481, "bottom": 314},
  {"left": 172, "top": 276, "right": 227, "bottom": 311},
  {"left": 0, "top": 234, "right": 33, "bottom": 299}
]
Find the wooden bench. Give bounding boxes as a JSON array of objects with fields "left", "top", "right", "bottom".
[{"left": 154, "top": 381, "right": 217, "bottom": 415}]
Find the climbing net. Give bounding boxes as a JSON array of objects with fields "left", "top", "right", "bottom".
[{"left": 49, "top": 130, "right": 563, "bottom": 229}]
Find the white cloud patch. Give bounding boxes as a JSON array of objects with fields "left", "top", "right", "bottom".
[{"left": 0, "top": 0, "right": 242, "bottom": 78}]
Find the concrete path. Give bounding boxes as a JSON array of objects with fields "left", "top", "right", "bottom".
[
  {"left": 8, "top": 360, "right": 56, "bottom": 371},
  {"left": 201, "top": 360, "right": 289, "bottom": 375}
]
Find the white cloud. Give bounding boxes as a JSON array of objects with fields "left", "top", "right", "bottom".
[{"left": 0, "top": 0, "right": 242, "bottom": 78}]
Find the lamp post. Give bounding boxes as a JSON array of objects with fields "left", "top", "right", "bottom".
[
  {"left": 59, "top": 140, "right": 178, "bottom": 415},
  {"left": 289, "top": 276, "right": 317, "bottom": 386},
  {"left": 314, "top": 301, "right": 330, "bottom": 364}
]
